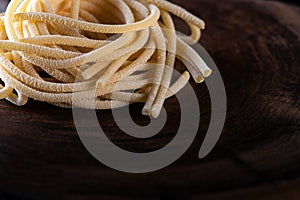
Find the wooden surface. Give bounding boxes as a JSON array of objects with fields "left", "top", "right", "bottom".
[{"left": 0, "top": 0, "right": 300, "bottom": 199}]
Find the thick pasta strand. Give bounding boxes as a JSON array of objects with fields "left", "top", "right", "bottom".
[{"left": 0, "top": 0, "right": 212, "bottom": 118}]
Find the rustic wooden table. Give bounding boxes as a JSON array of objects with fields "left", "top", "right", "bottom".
[{"left": 0, "top": 0, "right": 299, "bottom": 199}]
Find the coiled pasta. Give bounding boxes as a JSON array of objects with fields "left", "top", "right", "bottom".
[{"left": 0, "top": 0, "right": 211, "bottom": 118}]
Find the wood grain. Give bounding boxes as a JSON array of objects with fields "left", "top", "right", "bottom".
[{"left": 0, "top": 0, "right": 299, "bottom": 199}]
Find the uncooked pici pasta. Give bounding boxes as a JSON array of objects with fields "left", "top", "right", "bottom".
[{"left": 0, "top": 0, "right": 212, "bottom": 118}]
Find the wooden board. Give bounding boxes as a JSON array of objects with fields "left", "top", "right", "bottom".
[{"left": 0, "top": 0, "right": 299, "bottom": 199}]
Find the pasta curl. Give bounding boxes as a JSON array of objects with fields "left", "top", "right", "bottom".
[{"left": 0, "top": 0, "right": 211, "bottom": 117}]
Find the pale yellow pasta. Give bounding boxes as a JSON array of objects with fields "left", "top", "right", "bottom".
[{"left": 0, "top": 0, "right": 212, "bottom": 118}]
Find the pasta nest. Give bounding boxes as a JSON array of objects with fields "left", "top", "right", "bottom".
[{"left": 0, "top": 0, "right": 212, "bottom": 118}]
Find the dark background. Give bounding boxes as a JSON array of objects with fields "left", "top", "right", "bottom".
[
  {"left": 279, "top": 0, "right": 300, "bottom": 5},
  {"left": 0, "top": 0, "right": 299, "bottom": 200}
]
